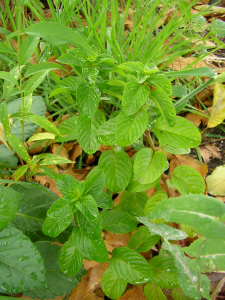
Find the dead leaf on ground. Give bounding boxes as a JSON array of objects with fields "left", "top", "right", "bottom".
[
  {"left": 117, "top": 285, "right": 145, "bottom": 300},
  {"left": 33, "top": 175, "right": 62, "bottom": 197},
  {"left": 216, "top": 196, "right": 225, "bottom": 203},
  {"left": 51, "top": 143, "right": 69, "bottom": 169},
  {"left": 208, "top": 82, "right": 225, "bottom": 128},
  {"left": 206, "top": 165, "right": 225, "bottom": 196},
  {"left": 103, "top": 231, "right": 131, "bottom": 252},
  {"left": 83, "top": 261, "right": 101, "bottom": 271},
  {"left": 113, "top": 191, "right": 123, "bottom": 207},
  {"left": 66, "top": 168, "right": 90, "bottom": 181},
  {"left": 199, "top": 144, "right": 222, "bottom": 163},
  {"left": 86, "top": 154, "right": 96, "bottom": 166},
  {"left": 167, "top": 56, "right": 207, "bottom": 71},
  {"left": 67, "top": 144, "right": 82, "bottom": 170}
]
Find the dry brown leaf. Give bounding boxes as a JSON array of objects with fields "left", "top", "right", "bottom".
[
  {"left": 98, "top": 145, "right": 111, "bottom": 152},
  {"left": 66, "top": 168, "right": 90, "bottom": 181},
  {"left": 68, "top": 263, "right": 108, "bottom": 300},
  {"left": 83, "top": 261, "right": 101, "bottom": 271},
  {"left": 167, "top": 56, "right": 207, "bottom": 71},
  {"left": 117, "top": 285, "right": 145, "bottom": 300},
  {"left": 67, "top": 144, "right": 82, "bottom": 170},
  {"left": 216, "top": 196, "right": 225, "bottom": 203},
  {"left": 199, "top": 144, "right": 222, "bottom": 163},
  {"left": 86, "top": 155, "right": 96, "bottom": 166},
  {"left": 103, "top": 231, "right": 131, "bottom": 252},
  {"left": 51, "top": 143, "right": 69, "bottom": 169},
  {"left": 185, "top": 112, "right": 202, "bottom": 127},
  {"left": 33, "top": 175, "right": 62, "bottom": 197},
  {"left": 113, "top": 191, "right": 123, "bottom": 207}
]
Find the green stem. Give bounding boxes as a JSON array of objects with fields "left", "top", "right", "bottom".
[{"left": 196, "top": 238, "right": 208, "bottom": 295}]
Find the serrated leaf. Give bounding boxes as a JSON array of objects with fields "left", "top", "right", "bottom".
[
  {"left": 0, "top": 186, "right": 22, "bottom": 229},
  {"left": 95, "top": 192, "right": 113, "bottom": 209},
  {"left": 24, "top": 241, "right": 86, "bottom": 299},
  {"left": 171, "top": 165, "right": 205, "bottom": 195},
  {"left": 101, "top": 210, "right": 137, "bottom": 234},
  {"left": 122, "top": 82, "right": 150, "bottom": 116},
  {"left": 127, "top": 226, "right": 160, "bottom": 252},
  {"left": 72, "top": 227, "right": 108, "bottom": 262},
  {"left": 133, "top": 148, "right": 167, "bottom": 184},
  {"left": 154, "top": 116, "right": 201, "bottom": 148},
  {"left": 56, "top": 174, "right": 79, "bottom": 198},
  {"left": 206, "top": 165, "right": 225, "bottom": 196},
  {"left": 76, "top": 195, "right": 99, "bottom": 221},
  {"left": 109, "top": 247, "right": 153, "bottom": 284},
  {"left": 99, "top": 150, "right": 132, "bottom": 193},
  {"left": 42, "top": 214, "right": 73, "bottom": 237},
  {"left": 97, "top": 117, "right": 118, "bottom": 145},
  {"left": 148, "top": 74, "right": 172, "bottom": 96},
  {"left": 77, "top": 82, "right": 100, "bottom": 117},
  {"left": 120, "top": 190, "right": 149, "bottom": 217},
  {"left": 46, "top": 197, "right": 75, "bottom": 218},
  {"left": 77, "top": 109, "right": 105, "bottom": 155},
  {"left": 0, "top": 226, "right": 46, "bottom": 295},
  {"left": 101, "top": 268, "right": 127, "bottom": 300},
  {"left": 184, "top": 238, "right": 225, "bottom": 272},
  {"left": 83, "top": 166, "right": 105, "bottom": 199},
  {"left": 146, "top": 194, "right": 225, "bottom": 239},
  {"left": 116, "top": 110, "right": 148, "bottom": 146},
  {"left": 56, "top": 116, "right": 78, "bottom": 142},
  {"left": 58, "top": 236, "right": 84, "bottom": 276},
  {"left": 76, "top": 209, "right": 102, "bottom": 239},
  {"left": 144, "top": 283, "right": 167, "bottom": 300}
]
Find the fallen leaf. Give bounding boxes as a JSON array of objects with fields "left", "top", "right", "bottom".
[
  {"left": 206, "top": 165, "right": 225, "bottom": 196},
  {"left": 66, "top": 168, "right": 90, "bottom": 181},
  {"left": 33, "top": 175, "right": 62, "bottom": 197},
  {"left": 86, "top": 154, "right": 95, "bottom": 166},
  {"left": 103, "top": 231, "right": 131, "bottom": 252},
  {"left": 216, "top": 196, "right": 225, "bottom": 203},
  {"left": 199, "top": 144, "right": 222, "bottom": 163},
  {"left": 51, "top": 143, "right": 69, "bottom": 169},
  {"left": 117, "top": 285, "right": 145, "bottom": 300},
  {"left": 67, "top": 144, "right": 82, "bottom": 170},
  {"left": 166, "top": 56, "right": 207, "bottom": 71},
  {"left": 208, "top": 82, "right": 225, "bottom": 128}
]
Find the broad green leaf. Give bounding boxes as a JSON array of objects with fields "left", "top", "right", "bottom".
[
  {"left": 77, "top": 109, "right": 105, "bottom": 155},
  {"left": 24, "top": 113, "right": 60, "bottom": 135},
  {"left": 56, "top": 116, "right": 78, "bottom": 142},
  {"left": 144, "top": 283, "right": 167, "bottom": 300},
  {"left": 145, "top": 191, "right": 168, "bottom": 220},
  {"left": 0, "top": 226, "right": 46, "bottom": 295},
  {"left": 165, "top": 67, "right": 216, "bottom": 78},
  {"left": 0, "top": 71, "right": 17, "bottom": 85},
  {"left": 109, "top": 247, "right": 153, "bottom": 284},
  {"left": 0, "top": 144, "right": 18, "bottom": 168},
  {"left": 146, "top": 194, "right": 225, "bottom": 239},
  {"left": 27, "top": 132, "right": 55, "bottom": 142},
  {"left": 24, "top": 241, "right": 86, "bottom": 299},
  {"left": 149, "top": 90, "right": 176, "bottom": 126},
  {"left": 120, "top": 190, "right": 149, "bottom": 217},
  {"left": 171, "top": 289, "right": 193, "bottom": 300},
  {"left": 147, "top": 74, "right": 172, "bottom": 96},
  {"left": 184, "top": 238, "right": 225, "bottom": 272},
  {"left": 179, "top": 224, "right": 197, "bottom": 239},
  {"left": 0, "top": 186, "right": 22, "bottom": 229},
  {"left": 101, "top": 268, "right": 127, "bottom": 300},
  {"left": 206, "top": 165, "right": 225, "bottom": 196},
  {"left": 126, "top": 176, "right": 160, "bottom": 193},
  {"left": 24, "top": 71, "right": 49, "bottom": 96},
  {"left": 99, "top": 150, "right": 132, "bottom": 193},
  {"left": 39, "top": 166, "right": 58, "bottom": 180},
  {"left": 46, "top": 197, "right": 75, "bottom": 218},
  {"left": 25, "top": 62, "right": 64, "bottom": 77},
  {"left": 12, "top": 165, "right": 28, "bottom": 181},
  {"left": 122, "top": 82, "right": 150, "bottom": 116},
  {"left": 58, "top": 236, "right": 84, "bottom": 276},
  {"left": 18, "top": 35, "right": 40, "bottom": 66},
  {"left": 26, "top": 22, "right": 95, "bottom": 55},
  {"left": 76, "top": 209, "right": 102, "bottom": 239},
  {"left": 33, "top": 153, "right": 73, "bottom": 166},
  {"left": 43, "top": 214, "right": 73, "bottom": 237},
  {"left": 101, "top": 210, "right": 137, "bottom": 234},
  {"left": 116, "top": 110, "right": 148, "bottom": 146},
  {"left": 171, "top": 165, "right": 205, "bottom": 195},
  {"left": 2, "top": 66, "right": 20, "bottom": 100},
  {"left": 76, "top": 195, "right": 99, "bottom": 221},
  {"left": 133, "top": 148, "right": 167, "bottom": 184},
  {"left": 11, "top": 184, "right": 74, "bottom": 243},
  {"left": 149, "top": 253, "right": 179, "bottom": 289},
  {"left": 56, "top": 174, "right": 79, "bottom": 197},
  {"left": 72, "top": 227, "right": 108, "bottom": 262},
  {"left": 127, "top": 226, "right": 160, "bottom": 253},
  {"left": 77, "top": 82, "right": 100, "bottom": 117},
  {"left": 83, "top": 166, "right": 105, "bottom": 199},
  {"left": 154, "top": 116, "right": 201, "bottom": 148},
  {"left": 95, "top": 192, "right": 113, "bottom": 210},
  {"left": 97, "top": 117, "right": 118, "bottom": 145},
  {"left": 161, "top": 145, "right": 190, "bottom": 155},
  {"left": 212, "top": 19, "right": 225, "bottom": 37},
  {"left": 117, "top": 61, "right": 145, "bottom": 72}
]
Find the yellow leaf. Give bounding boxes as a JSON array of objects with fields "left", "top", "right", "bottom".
[
  {"left": 206, "top": 165, "right": 225, "bottom": 196},
  {"left": 208, "top": 82, "right": 225, "bottom": 128}
]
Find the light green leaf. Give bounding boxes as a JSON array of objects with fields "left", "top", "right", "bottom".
[
  {"left": 165, "top": 67, "right": 216, "bottom": 78},
  {"left": 116, "top": 110, "right": 148, "bottom": 146},
  {"left": 58, "top": 236, "right": 84, "bottom": 276},
  {"left": 0, "top": 102, "right": 10, "bottom": 132},
  {"left": 47, "top": 197, "right": 74, "bottom": 218},
  {"left": 146, "top": 194, "right": 225, "bottom": 239},
  {"left": 117, "top": 61, "right": 145, "bottom": 72},
  {"left": 171, "top": 165, "right": 205, "bottom": 195},
  {"left": 144, "top": 283, "right": 167, "bottom": 300},
  {"left": 144, "top": 191, "right": 168, "bottom": 217},
  {"left": 42, "top": 214, "right": 73, "bottom": 237},
  {"left": 179, "top": 224, "right": 197, "bottom": 239},
  {"left": 0, "top": 226, "right": 46, "bottom": 294},
  {"left": 147, "top": 74, "right": 172, "bottom": 96},
  {"left": 39, "top": 166, "right": 58, "bottom": 180},
  {"left": 97, "top": 117, "right": 118, "bottom": 145},
  {"left": 101, "top": 268, "right": 127, "bottom": 300},
  {"left": 98, "top": 150, "right": 132, "bottom": 193},
  {"left": 120, "top": 190, "right": 149, "bottom": 217},
  {"left": 24, "top": 71, "right": 49, "bottom": 96},
  {"left": 27, "top": 132, "right": 55, "bottom": 142},
  {"left": 109, "top": 247, "right": 153, "bottom": 284},
  {"left": 56, "top": 116, "right": 78, "bottom": 142},
  {"left": 12, "top": 165, "right": 28, "bottom": 181},
  {"left": 76, "top": 209, "right": 102, "bottom": 239},
  {"left": 24, "top": 113, "right": 60, "bottom": 135},
  {"left": 33, "top": 153, "right": 73, "bottom": 166},
  {"left": 83, "top": 166, "right": 105, "bottom": 199},
  {"left": 56, "top": 174, "right": 79, "bottom": 198},
  {"left": 95, "top": 192, "right": 113, "bottom": 210},
  {"left": 133, "top": 148, "right": 167, "bottom": 184},
  {"left": 72, "top": 227, "right": 108, "bottom": 262},
  {"left": 18, "top": 35, "right": 40, "bottom": 66},
  {"left": 154, "top": 116, "right": 201, "bottom": 148},
  {"left": 212, "top": 19, "right": 225, "bottom": 37},
  {"left": 161, "top": 145, "right": 190, "bottom": 155},
  {"left": 171, "top": 289, "right": 193, "bottom": 300},
  {"left": 25, "top": 62, "right": 64, "bottom": 77},
  {"left": 77, "top": 82, "right": 100, "bottom": 117},
  {"left": 206, "top": 165, "right": 225, "bottom": 196},
  {"left": 76, "top": 195, "right": 99, "bottom": 221},
  {"left": 0, "top": 71, "right": 18, "bottom": 85},
  {"left": 77, "top": 109, "right": 105, "bottom": 155},
  {"left": 126, "top": 176, "right": 160, "bottom": 193},
  {"left": 127, "top": 226, "right": 160, "bottom": 253},
  {"left": 101, "top": 210, "right": 137, "bottom": 234}
]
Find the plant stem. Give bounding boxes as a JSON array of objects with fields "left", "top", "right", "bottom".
[
  {"left": 146, "top": 130, "right": 156, "bottom": 153},
  {"left": 196, "top": 238, "right": 208, "bottom": 294},
  {"left": 211, "top": 277, "right": 225, "bottom": 300}
]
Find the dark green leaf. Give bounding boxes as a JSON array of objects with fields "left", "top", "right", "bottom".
[
  {"left": 76, "top": 209, "right": 102, "bottom": 239},
  {"left": 56, "top": 116, "right": 78, "bottom": 142},
  {"left": 95, "top": 192, "right": 113, "bottom": 210},
  {"left": 46, "top": 197, "right": 75, "bottom": 218},
  {"left": 101, "top": 268, "right": 127, "bottom": 299},
  {"left": 0, "top": 144, "right": 18, "bottom": 168},
  {"left": 144, "top": 283, "right": 167, "bottom": 300},
  {"left": 83, "top": 166, "right": 105, "bottom": 199},
  {"left": 56, "top": 174, "right": 79, "bottom": 197},
  {"left": 120, "top": 190, "right": 149, "bottom": 217},
  {"left": 42, "top": 214, "right": 73, "bottom": 237},
  {"left": 97, "top": 117, "right": 118, "bottom": 145},
  {"left": 76, "top": 195, "right": 99, "bottom": 221}
]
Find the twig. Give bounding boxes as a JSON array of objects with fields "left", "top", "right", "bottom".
[
  {"left": 200, "top": 137, "right": 225, "bottom": 146},
  {"left": 211, "top": 277, "right": 225, "bottom": 300}
]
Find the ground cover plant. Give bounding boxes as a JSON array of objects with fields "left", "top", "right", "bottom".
[{"left": 0, "top": 0, "right": 225, "bottom": 299}]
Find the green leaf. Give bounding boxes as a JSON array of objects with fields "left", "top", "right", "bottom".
[
  {"left": 133, "top": 148, "right": 167, "bottom": 184},
  {"left": 11, "top": 184, "right": 75, "bottom": 243},
  {"left": 72, "top": 227, "right": 108, "bottom": 262},
  {"left": 76, "top": 195, "right": 99, "bottom": 221},
  {"left": 77, "top": 82, "right": 100, "bottom": 117},
  {"left": 145, "top": 191, "right": 168, "bottom": 217},
  {"left": 97, "top": 117, "right": 118, "bottom": 145},
  {"left": 0, "top": 144, "right": 18, "bottom": 168},
  {"left": 165, "top": 67, "right": 216, "bottom": 78},
  {"left": 56, "top": 174, "right": 79, "bottom": 197},
  {"left": 0, "top": 102, "right": 10, "bottom": 132},
  {"left": 26, "top": 22, "right": 95, "bottom": 55},
  {"left": 116, "top": 110, "right": 148, "bottom": 146},
  {"left": 146, "top": 194, "right": 225, "bottom": 239},
  {"left": 76, "top": 208, "right": 102, "bottom": 239},
  {"left": 122, "top": 82, "right": 150, "bottom": 116},
  {"left": 101, "top": 210, "right": 137, "bottom": 234},
  {"left": 154, "top": 116, "right": 201, "bottom": 148},
  {"left": 161, "top": 145, "right": 190, "bottom": 155},
  {"left": 24, "top": 241, "right": 86, "bottom": 299},
  {"left": 47, "top": 197, "right": 75, "bottom": 218},
  {"left": 212, "top": 19, "right": 225, "bottom": 37},
  {"left": 99, "top": 150, "right": 132, "bottom": 193},
  {"left": 95, "top": 192, "right": 113, "bottom": 210},
  {"left": 184, "top": 238, "right": 225, "bottom": 272},
  {"left": 39, "top": 166, "right": 58, "bottom": 180},
  {"left": 0, "top": 71, "right": 17, "bottom": 85},
  {"left": 149, "top": 90, "right": 176, "bottom": 126},
  {"left": 24, "top": 113, "right": 60, "bottom": 135},
  {"left": 25, "top": 62, "right": 64, "bottom": 77},
  {"left": 147, "top": 74, "right": 172, "bottom": 96},
  {"left": 58, "top": 236, "right": 84, "bottom": 276},
  {"left": 56, "top": 116, "right": 78, "bottom": 142},
  {"left": 77, "top": 109, "right": 105, "bottom": 155},
  {"left": 126, "top": 176, "right": 160, "bottom": 193},
  {"left": 0, "top": 186, "right": 22, "bottom": 229},
  {"left": 18, "top": 35, "right": 40, "bottom": 66},
  {"left": 149, "top": 253, "right": 179, "bottom": 289},
  {"left": 24, "top": 71, "right": 49, "bottom": 96},
  {"left": 171, "top": 289, "right": 193, "bottom": 300},
  {"left": 83, "top": 166, "right": 105, "bottom": 199},
  {"left": 144, "top": 283, "right": 167, "bottom": 300},
  {"left": 171, "top": 165, "right": 205, "bottom": 195},
  {"left": 127, "top": 226, "right": 160, "bottom": 252},
  {"left": 109, "top": 247, "right": 153, "bottom": 284},
  {"left": 27, "top": 132, "right": 55, "bottom": 142},
  {"left": 101, "top": 268, "right": 127, "bottom": 300},
  {"left": 0, "top": 226, "right": 46, "bottom": 295},
  {"left": 33, "top": 153, "right": 73, "bottom": 166},
  {"left": 120, "top": 190, "right": 149, "bottom": 217},
  {"left": 12, "top": 165, "right": 28, "bottom": 181},
  {"left": 43, "top": 214, "right": 73, "bottom": 237}
]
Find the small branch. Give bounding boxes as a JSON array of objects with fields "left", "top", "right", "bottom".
[
  {"left": 211, "top": 277, "right": 225, "bottom": 300},
  {"left": 146, "top": 130, "right": 156, "bottom": 153},
  {"left": 199, "top": 137, "right": 225, "bottom": 146}
]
